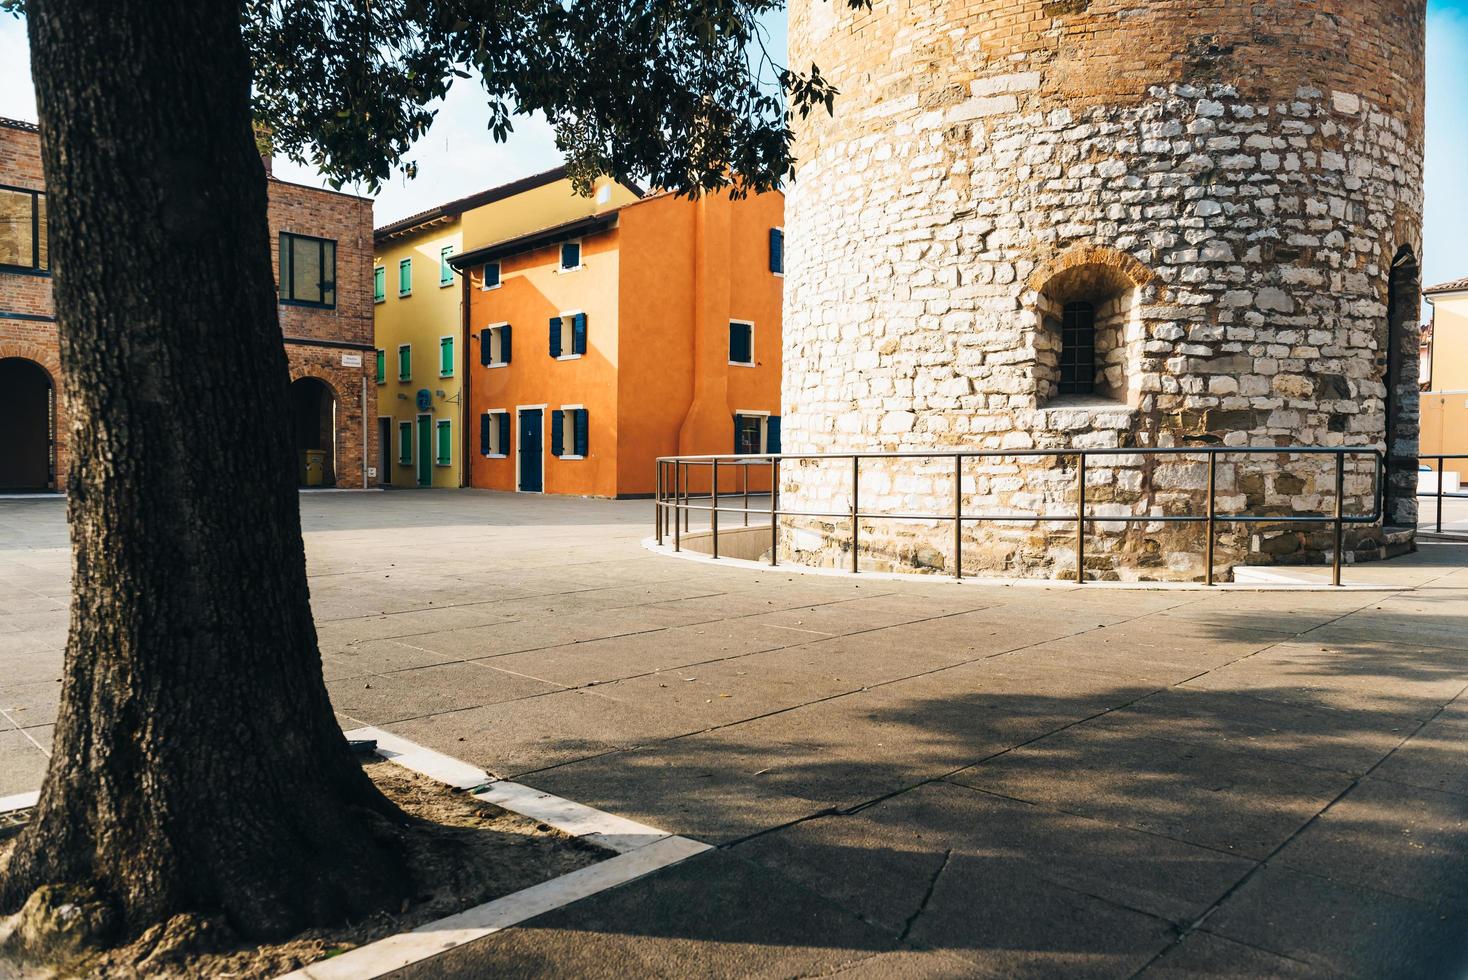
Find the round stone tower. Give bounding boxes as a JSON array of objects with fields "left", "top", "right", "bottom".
[{"left": 781, "top": 0, "right": 1426, "bottom": 581}]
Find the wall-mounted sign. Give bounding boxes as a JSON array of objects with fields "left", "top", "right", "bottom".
[
  {"left": 341, "top": 352, "right": 362, "bottom": 367},
  {"left": 416, "top": 389, "right": 433, "bottom": 411}
]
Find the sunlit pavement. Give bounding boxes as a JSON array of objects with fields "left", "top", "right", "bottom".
[{"left": 3, "top": 491, "right": 1467, "bottom": 977}]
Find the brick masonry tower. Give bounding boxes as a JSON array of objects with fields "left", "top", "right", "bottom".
[{"left": 781, "top": 0, "right": 1426, "bottom": 580}]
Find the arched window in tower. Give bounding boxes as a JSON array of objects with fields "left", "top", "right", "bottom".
[{"left": 1058, "top": 301, "right": 1096, "bottom": 395}]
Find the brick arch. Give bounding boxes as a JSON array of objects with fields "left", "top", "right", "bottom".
[
  {"left": 1026, "top": 244, "right": 1157, "bottom": 295},
  {"left": 287, "top": 368, "right": 343, "bottom": 404},
  {"left": 0, "top": 340, "right": 67, "bottom": 492}
]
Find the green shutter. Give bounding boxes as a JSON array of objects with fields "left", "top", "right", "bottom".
[
  {"left": 440, "top": 246, "right": 454, "bottom": 285},
  {"left": 440, "top": 336, "right": 454, "bottom": 377},
  {"left": 398, "top": 421, "right": 412, "bottom": 464},
  {"left": 398, "top": 345, "right": 411, "bottom": 380},
  {"left": 373, "top": 266, "right": 385, "bottom": 302},
  {"left": 436, "top": 421, "right": 451, "bottom": 465},
  {"left": 375, "top": 349, "right": 385, "bottom": 384},
  {"left": 399, "top": 258, "right": 412, "bottom": 295}
]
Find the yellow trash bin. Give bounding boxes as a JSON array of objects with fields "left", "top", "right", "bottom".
[{"left": 301, "top": 449, "right": 326, "bottom": 487}]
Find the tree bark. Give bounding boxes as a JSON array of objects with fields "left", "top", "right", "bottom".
[{"left": 1, "top": 0, "right": 412, "bottom": 945}]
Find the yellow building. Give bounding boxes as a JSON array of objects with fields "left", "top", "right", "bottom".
[
  {"left": 1422, "top": 277, "right": 1468, "bottom": 487},
  {"left": 371, "top": 168, "right": 640, "bottom": 486}
]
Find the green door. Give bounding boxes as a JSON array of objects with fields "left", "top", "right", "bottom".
[{"left": 416, "top": 415, "right": 432, "bottom": 486}]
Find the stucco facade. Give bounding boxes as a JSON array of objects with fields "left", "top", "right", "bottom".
[
  {"left": 456, "top": 189, "right": 784, "bottom": 498},
  {"left": 781, "top": 0, "right": 1425, "bottom": 581},
  {"left": 1422, "top": 280, "right": 1468, "bottom": 486}
]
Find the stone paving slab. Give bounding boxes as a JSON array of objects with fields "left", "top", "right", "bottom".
[{"left": 3, "top": 491, "right": 1468, "bottom": 977}]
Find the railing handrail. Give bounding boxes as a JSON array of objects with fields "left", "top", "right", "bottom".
[{"left": 654, "top": 445, "right": 1400, "bottom": 587}]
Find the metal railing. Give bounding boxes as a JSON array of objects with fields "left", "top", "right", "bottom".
[
  {"left": 1422, "top": 455, "right": 1468, "bottom": 534},
  {"left": 654, "top": 446, "right": 1389, "bottom": 587}
]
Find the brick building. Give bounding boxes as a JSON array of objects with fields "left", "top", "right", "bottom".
[
  {"left": 0, "top": 116, "right": 377, "bottom": 491},
  {"left": 781, "top": 0, "right": 1425, "bottom": 580}
]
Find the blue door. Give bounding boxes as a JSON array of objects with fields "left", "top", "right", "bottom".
[{"left": 518, "top": 409, "right": 543, "bottom": 492}]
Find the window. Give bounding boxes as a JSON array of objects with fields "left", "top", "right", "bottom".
[
  {"left": 397, "top": 344, "right": 412, "bottom": 381},
  {"left": 729, "top": 320, "right": 754, "bottom": 366},
  {"left": 440, "top": 246, "right": 455, "bottom": 286},
  {"left": 482, "top": 261, "right": 501, "bottom": 289},
  {"left": 435, "top": 419, "right": 452, "bottom": 465},
  {"left": 552, "top": 408, "right": 589, "bottom": 458},
  {"left": 480, "top": 323, "right": 511, "bottom": 367},
  {"left": 734, "top": 413, "right": 781, "bottom": 455},
  {"left": 0, "top": 184, "right": 47, "bottom": 273},
  {"left": 549, "top": 312, "right": 587, "bottom": 358},
  {"left": 374, "top": 348, "right": 386, "bottom": 384},
  {"left": 373, "top": 266, "right": 385, "bottom": 303},
  {"left": 439, "top": 336, "right": 454, "bottom": 377},
  {"left": 397, "top": 420, "right": 413, "bottom": 464},
  {"left": 398, "top": 258, "right": 412, "bottom": 296},
  {"left": 278, "top": 233, "right": 336, "bottom": 307},
  {"left": 1058, "top": 301, "right": 1096, "bottom": 395},
  {"left": 769, "top": 227, "right": 784, "bottom": 276},
  {"left": 480, "top": 410, "right": 510, "bottom": 457},
  {"left": 559, "top": 240, "right": 581, "bottom": 271}
]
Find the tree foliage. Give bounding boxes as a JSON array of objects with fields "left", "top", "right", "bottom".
[{"left": 245, "top": 0, "right": 862, "bottom": 196}]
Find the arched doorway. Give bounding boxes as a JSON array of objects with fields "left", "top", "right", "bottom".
[
  {"left": 0, "top": 357, "right": 56, "bottom": 492},
  {"left": 288, "top": 377, "right": 337, "bottom": 487}
]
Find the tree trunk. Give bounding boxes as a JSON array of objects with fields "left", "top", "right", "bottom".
[{"left": 1, "top": 0, "right": 412, "bottom": 946}]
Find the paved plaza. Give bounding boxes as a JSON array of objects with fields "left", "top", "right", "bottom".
[{"left": 2, "top": 491, "right": 1467, "bottom": 977}]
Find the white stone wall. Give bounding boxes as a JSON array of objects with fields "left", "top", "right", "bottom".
[{"left": 780, "top": 82, "right": 1422, "bottom": 580}]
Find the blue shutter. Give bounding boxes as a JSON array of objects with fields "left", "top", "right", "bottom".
[
  {"left": 549, "top": 317, "right": 562, "bottom": 357},
  {"left": 502, "top": 324, "right": 512, "bottom": 363},
  {"left": 480, "top": 413, "right": 491, "bottom": 455},
  {"left": 573, "top": 409, "right": 588, "bottom": 456},
  {"left": 769, "top": 228, "right": 783, "bottom": 274},
  {"left": 572, "top": 313, "right": 587, "bottom": 355},
  {"left": 767, "top": 416, "right": 781, "bottom": 454},
  {"left": 733, "top": 414, "right": 743, "bottom": 454},
  {"left": 479, "top": 327, "right": 491, "bottom": 365},
  {"left": 497, "top": 412, "right": 510, "bottom": 455},
  {"left": 551, "top": 410, "right": 565, "bottom": 456}
]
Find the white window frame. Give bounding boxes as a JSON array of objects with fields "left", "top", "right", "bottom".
[
  {"left": 516, "top": 404, "right": 549, "bottom": 494},
  {"left": 482, "top": 408, "right": 509, "bottom": 458},
  {"left": 483, "top": 321, "right": 510, "bottom": 369},
  {"left": 555, "top": 309, "right": 585, "bottom": 361},
  {"left": 556, "top": 239, "right": 584, "bottom": 274},
  {"left": 771, "top": 225, "right": 784, "bottom": 278},
  {"left": 398, "top": 257, "right": 412, "bottom": 297},
  {"left": 434, "top": 418, "right": 453, "bottom": 466},
  {"left": 733, "top": 409, "right": 772, "bottom": 454},
  {"left": 729, "top": 319, "right": 756, "bottom": 367},
  {"left": 397, "top": 343, "right": 412, "bottom": 382},
  {"left": 557, "top": 404, "right": 586, "bottom": 460},
  {"left": 481, "top": 261, "right": 502, "bottom": 291},
  {"left": 438, "top": 334, "right": 456, "bottom": 378}
]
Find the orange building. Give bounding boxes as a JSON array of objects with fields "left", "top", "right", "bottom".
[{"left": 450, "top": 189, "right": 783, "bottom": 497}]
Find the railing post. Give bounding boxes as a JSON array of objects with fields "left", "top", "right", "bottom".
[
  {"left": 711, "top": 459, "right": 720, "bottom": 560},
  {"left": 655, "top": 461, "right": 663, "bottom": 545},
  {"left": 769, "top": 457, "right": 779, "bottom": 567},
  {"left": 851, "top": 455, "right": 860, "bottom": 574},
  {"left": 1075, "top": 453, "right": 1087, "bottom": 584},
  {"left": 1205, "top": 452, "right": 1217, "bottom": 586},
  {"left": 743, "top": 463, "right": 750, "bottom": 528},
  {"left": 1438, "top": 456, "right": 1445, "bottom": 534},
  {"left": 953, "top": 453, "right": 963, "bottom": 581},
  {"left": 1333, "top": 452, "right": 1345, "bottom": 587},
  {"left": 673, "top": 462, "right": 681, "bottom": 552}
]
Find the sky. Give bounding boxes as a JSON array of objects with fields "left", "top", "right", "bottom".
[{"left": 1, "top": 6, "right": 1465, "bottom": 291}]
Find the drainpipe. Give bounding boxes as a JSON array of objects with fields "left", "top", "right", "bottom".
[
  {"left": 460, "top": 264, "right": 471, "bottom": 487},
  {"left": 676, "top": 193, "right": 733, "bottom": 457},
  {"left": 360, "top": 376, "right": 368, "bottom": 488}
]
